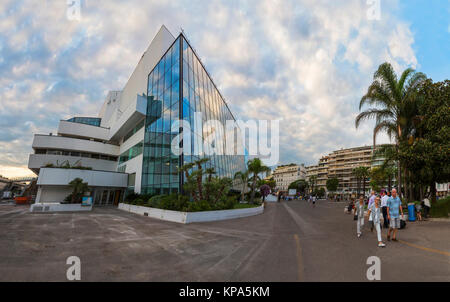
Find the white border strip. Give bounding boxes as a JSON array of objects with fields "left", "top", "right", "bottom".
[{"left": 118, "top": 203, "right": 264, "bottom": 224}]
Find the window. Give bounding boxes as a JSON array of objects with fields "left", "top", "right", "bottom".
[
  {"left": 119, "top": 141, "right": 144, "bottom": 165},
  {"left": 123, "top": 119, "right": 145, "bottom": 143},
  {"left": 67, "top": 117, "right": 102, "bottom": 127}
]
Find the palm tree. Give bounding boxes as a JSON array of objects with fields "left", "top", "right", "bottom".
[
  {"left": 178, "top": 163, "right": 196, "bottom": 201},
  {"left": 356, "top": 62, "right": 426, "bottom": 198},
  {"left": 247, "top": 158, "right": 271, "bottom": 204},
  {"left": 204, "top": 167, "right": 216, "bottom": 202},
  {"left": 309, "top": 175, "right": 317, "bottom": 195},
  {"left": 352, "top": 167, "right": 362, "bottom": 197},
  {"left": 193, "top": 158, "right": 209, "bottom": 200},
  {"left": 359, "top": 166, "right": 370, "bottom": 198},
  {"left": 234, "top": 170, "right": 249, "bottom": 202},
  {"left": 68, "top": 178, "right": 89, "bottom": 204}
]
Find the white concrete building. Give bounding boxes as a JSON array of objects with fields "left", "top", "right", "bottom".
[
  {"left": 272, "top": 164, "right": 306, "bottom": 192},
  {"left": 28, "top": 25, "right": 245, "bottom": 205}
]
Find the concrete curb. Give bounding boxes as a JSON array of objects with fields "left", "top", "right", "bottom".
[
  {"left": 427, "top": 217, "right": 450, "bottom": 222},
  {"left": 118, "top": 203, "right": 264, "bottom": 224}
]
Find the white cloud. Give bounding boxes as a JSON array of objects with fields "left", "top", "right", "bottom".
[{"left": 0, "top": 0, "right": 419, "bottom": 176}]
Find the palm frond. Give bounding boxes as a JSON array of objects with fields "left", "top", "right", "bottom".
[
  {"left": 355, "top": 108, "right": 393, "bottom": 129},
  {"left": 374, "top": 63, "right": 398, "bottom": 100}
]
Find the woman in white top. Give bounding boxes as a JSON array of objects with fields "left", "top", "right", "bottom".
[
  {"left": 367, "top": 196, "right": 386, "bottom": 247},
  {"left": 355, "top": 195, "right": 365, "bottom": 238}
]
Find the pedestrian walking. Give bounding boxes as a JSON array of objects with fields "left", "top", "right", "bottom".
[
  {"left": 423, "top": 196, "right": 431, "bottom": 219},
  {"left": 381, "top": 191, "right": 390, "bottom": 228},
  {"left": 367, "top": 196, "right": 386, "bottom": 247},
  {"left": 368, "top": 191, "right": 376, "bottom": 232},
  {"left": 312, "top": 195, "right": 316, "bottom": 207},
  {"left": 415, "top": 202, "right": 422, "bottom": 221},
  {"left": 387, "top": 188, "right": 404, "bottom": 242},
  {"left": 355, "top": 195, "right": 365, "bottom": 238}
]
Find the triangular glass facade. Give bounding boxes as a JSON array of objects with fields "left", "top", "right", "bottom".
[{"left": 141, "top": 35, "right": 245, "bottom": 195}]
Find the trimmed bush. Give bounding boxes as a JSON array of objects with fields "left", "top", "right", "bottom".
[{"left": 430, "top": 196, "right": 450, "bottom": 218}]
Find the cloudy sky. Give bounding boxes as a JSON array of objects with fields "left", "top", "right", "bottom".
[{"left": 0, "top": 0, "right": 449, "bottom": 177}]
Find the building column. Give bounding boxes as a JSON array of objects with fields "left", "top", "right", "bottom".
[{"left": 35, "top": 186, "right": 42, "bottom": 204}]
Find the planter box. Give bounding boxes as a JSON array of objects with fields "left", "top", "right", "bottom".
[
  {"left": 30, "top": 203, "right": 93, "bottom": 213},
  {"left": 15, "top": 197, "right": 31, "bottom": 205},
  {"left": 118, "top": 203, "right": 264, "bottom": 224}
]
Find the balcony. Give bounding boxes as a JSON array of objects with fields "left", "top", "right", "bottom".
[
  {"left": 28, "top": 154, "right": 117, "bottom": 174},
  {"left": 57, "top": 120, "right": 110, "bottom": 141},
  {"left": 32, "top": 135, "right": 120, "bottom": 156},
  {"left": 37, "top": 168, "right": 127, "bottom": 188}
]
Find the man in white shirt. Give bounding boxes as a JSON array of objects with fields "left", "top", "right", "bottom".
[{"left": 381, "top": 191, "right": 390, "bottom": 228}]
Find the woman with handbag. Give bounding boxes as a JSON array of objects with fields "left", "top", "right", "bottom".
[
  {"left": 367, "top": 196, "right": 386, "bottom": 247},
  {"left": 355, "top": 195, "right": 365, "bottom": 238}
]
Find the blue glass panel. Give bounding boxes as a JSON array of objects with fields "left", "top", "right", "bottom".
[
  {"left": 182, "top": 100, "right": 189, "bottom": 122},
  {"left": 172, "top": 61, "right": 179, "bottom": 86},
  {"left": 165, "top": 49, "right": 171, "bottom": 73},
  {"left": 162, "top": 109, "right": 171, "bottom": 133},
  {"left": 163, "top": 90, "right": 171, "bottom": 112},
  {"left": 165, "top": 70, "right": 171, "bottom": 93},
  {"left": 173, "top": 38, "right": 180, "bottom": 65},
  {"left": 171, "top": 84, "right": 179, "bottom": 105}
]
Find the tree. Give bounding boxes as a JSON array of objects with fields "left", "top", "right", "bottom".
[
  {"left": 178, "top": 163, "right": 196, "bottom": 201},
  {"left": 398, "top": 80, "right": 450, "bottom": 203},
  {"left": 288, "top": 179, "right": 309, "bottom": 195},
  {"left": 204, "top": 167, "right": 216, "bottom": 201},
  {"left": 260, "top": 184, "right": 271, "bottom": 202},
  {"left": 356, "top": 62, "right": 427, "bottom": 198},
  {"left": 180, "top": 158, "right": 234, "bottom": 205},
  {"left": 308, "top": 175, "right": 317, "bottom": 194},
  {"left": 68, "top": 178, "right": 89, "bottom": 204},
  {"left": 360, "top": 167, "right": 370, "bottom": 197},
  {"left": 259, "top": 177, "right": 276, "bottom": 191},
  {"left": 247, "top": 158, "right": 271, "bottom": 204},
  {"left": 326, "top": 178, "right": 339, "bottom": 193},
  {"left": 352, "top": 167, "right": 362, "bottom": 197},
  {"left": 234, "top": 170, "right": 249, "bottom": 202},
  {"left": 194, "top": 158, "right": 210, "bottom": 200}
]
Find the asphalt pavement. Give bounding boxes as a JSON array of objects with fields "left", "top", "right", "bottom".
[{"left": 0, "top": 200, "right": 448, "bottom": 281}]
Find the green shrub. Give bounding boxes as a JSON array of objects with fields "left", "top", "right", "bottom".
[
  {"left": 430, "top": 197, "right": 450, "bottom": 218},
  {"left": 147, "top": 195, "right": 165, "bottom": 208},
  {"left": 159, "top": 194, "right": 189, "bottom": 211},
  {"left": 186, "top": 200, "right": 212, "bottom": 212},
  {"left": 125, "top": 192, "right": 140, "bottom": 203}
]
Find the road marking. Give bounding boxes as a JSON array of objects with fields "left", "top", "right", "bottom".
[
  {"left": 398, "top": 239, "right": 450, "bottom": 257},
  {"left": 283, "top": 202, "right": 321, "bottom": 235},
  {"left": 381, "top": 234, "right": 450, "bottom": 257},
  {"left": 294, "top": 234, "right": 303, "bottom": 281}
]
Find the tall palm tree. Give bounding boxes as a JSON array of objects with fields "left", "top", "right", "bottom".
[
  {"left": 234, "top": 170, "right": 249, "bottom": 202},
  {"left": 352, "top": 167, "right": 362, "bottom": 197},
  {"left": 309, "top": 175, "right": 317, "bottom": 195},
  {"left": 247, "top": 158, "right": 271, "bottom": 204},
  {"left": 178, "top": 162, "right": 196, "bottom": 201},
  {"left": 204, "top": 167, "right": 216, "bottom": 202},
  {"left": 359, "top": 166, "right": 370, "bottom": 198},
  {"left": 193, "top": 158, "right": 209, "bottom": 200},
  {"left": 356, "top": 62, "right": 426, "bottom": 198}
]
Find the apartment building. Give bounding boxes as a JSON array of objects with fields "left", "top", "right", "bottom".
[
  {"left": 306, "top": 145, "right": 390, "bottom": 198},
  {"left": 272, "top": 164, "right": 306, "bottom": 192}
]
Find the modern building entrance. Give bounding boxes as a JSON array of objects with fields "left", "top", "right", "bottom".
[{"left": 93, "top": 188, "right": 123, "bottom": 206}]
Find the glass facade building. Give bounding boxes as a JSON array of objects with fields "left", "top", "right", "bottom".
[{"left": 141, "top": 35, "right": 245, "bottom": 195}]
